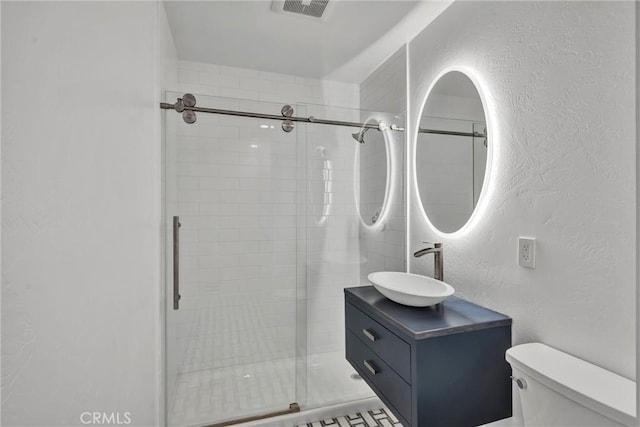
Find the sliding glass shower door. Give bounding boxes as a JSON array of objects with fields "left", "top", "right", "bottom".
[
  {"left": 163, "top": 92, "right": 400, "bottom": 426},
  {"left": 164, "top": 92, "right": 304, "bottom": 427}
]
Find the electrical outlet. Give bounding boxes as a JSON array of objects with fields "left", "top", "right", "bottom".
[{"left": 518, "top": 237, "right": 536, "bottom": 268}]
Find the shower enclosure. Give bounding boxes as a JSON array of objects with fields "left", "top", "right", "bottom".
[{"left": 163, "top": 92, "right": 403, "bottom": 426}]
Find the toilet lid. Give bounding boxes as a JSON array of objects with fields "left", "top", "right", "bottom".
[{"left": 506, "top": 343, "right": 635, "bottom": 427}]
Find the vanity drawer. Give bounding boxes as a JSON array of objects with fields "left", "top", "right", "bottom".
[
  {"left": 346, "top": 329, "right": 411, "bottom": 424},
  {"left": 345, "top": 302, "right": 411, "bottom": 382}
]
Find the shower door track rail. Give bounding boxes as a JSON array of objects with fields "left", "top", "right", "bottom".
[
  {"left": 159, "top": 100, "right": 397, "bottom": 131},
  {"left": 160, "top": 94, "right": 487, "bottom": 139},
  {"left": 202, "top": 403, "right": 300, "bottom": 427}
]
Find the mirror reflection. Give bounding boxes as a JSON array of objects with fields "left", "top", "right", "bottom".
[
  {"left": 357, "top": 119, "right": 388, "bottom": 227},
  {"left": 416, "top": 71, "right": 488, "bottom": 233}
]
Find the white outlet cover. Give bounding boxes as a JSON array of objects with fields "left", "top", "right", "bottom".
[{"left": 519, "top": 237, "right": 536, "bottom": 268}]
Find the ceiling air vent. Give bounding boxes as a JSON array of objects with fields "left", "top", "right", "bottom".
[{"left": 271, "top": 0, "right": 335, "bottom": 21}]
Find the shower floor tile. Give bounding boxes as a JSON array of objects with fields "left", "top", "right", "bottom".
[
  {"left": 169, "top": 358, "right": 295, "bottom": 426},
  {"left": 305, "top": 352, "right": 373, "bottom": 408},
  {"left": 168, "top": 352, "right": 374, "bottom": 427},
  {"left": 296, "top": 407, "right": 402, "bottom": 427}
]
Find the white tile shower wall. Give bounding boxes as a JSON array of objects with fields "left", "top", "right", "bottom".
[
  {"left": 408, "top": 1, "right": 635, "bottom": 382},
  {"left": 304, "top": 104, "right": 361, "bottom": 356},
  {"left": 175, "top": 60, "right": 359, "bottom": 110},
  {"left": 359, "top": 47, "right": 407, "bottom": 282},
  {"left": 164, "top": 97, "right": 305, "bottom": 423},
  {"left": 170, "top": 102, "right": 299, "bottom": 373},
  {"left": 169, "top": 61, "right": 361, "bottom": 371}
]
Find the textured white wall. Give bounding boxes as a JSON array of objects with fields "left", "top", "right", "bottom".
[
  {"left": 2, "top": 2, "right": 161, "bottom": 426},
  {"left": 637, "top": 1, "right": 640, "bottom": 421},
  {"left": 408, "top": 0, "right": 635, "bottom": 384}
]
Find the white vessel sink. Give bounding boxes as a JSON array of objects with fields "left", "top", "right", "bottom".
[{"left": 368, "top": 271, "right": 455, "bottom": 307}]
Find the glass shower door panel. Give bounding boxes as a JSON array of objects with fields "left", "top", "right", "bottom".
[
  {"left": 301, "top": 104, "right": 385, "bottom": 409},
  {"left": 165, "top": 92, "right": 300, "bottom": 426}
]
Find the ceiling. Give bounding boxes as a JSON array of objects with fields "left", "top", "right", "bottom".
[{"left": 164, "top": 1, "right": 442, "bottom": 83}]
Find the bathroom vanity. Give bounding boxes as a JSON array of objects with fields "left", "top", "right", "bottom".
[{"left": 345, "top": 286, "right": 512, "bottom": 427}]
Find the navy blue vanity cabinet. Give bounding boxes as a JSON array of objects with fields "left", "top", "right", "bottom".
[{"left": 345, "top": 286, "right": 512, "bottom": 427}]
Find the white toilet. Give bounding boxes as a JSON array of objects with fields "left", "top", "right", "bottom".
[{"left": 506, "top": 343, "right": 636, "bottom": 427}]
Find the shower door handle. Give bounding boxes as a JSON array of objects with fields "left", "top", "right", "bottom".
[{"left": 173, "top": 216, "right": 182, "bottom": 310}]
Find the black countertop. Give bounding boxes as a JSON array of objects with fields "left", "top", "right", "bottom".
[{"left": 345, "top": 286, "right": 512, "bottom": 340}]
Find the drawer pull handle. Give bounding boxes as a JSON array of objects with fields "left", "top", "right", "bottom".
[
  {"left": 363, "top": 360, "right": 378, "bottom": 375},
  {"left": 362, "top": 328, "right": 377, "bottom": 342}
]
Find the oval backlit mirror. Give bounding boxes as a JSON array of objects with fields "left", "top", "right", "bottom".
[
  {"left": 356, "top": 118, "right": 390, "bottom": 229},
  {"left": 416, "top": 70, "right": 489, "bottom": 233}
]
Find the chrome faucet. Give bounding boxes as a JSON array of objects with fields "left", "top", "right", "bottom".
[{"left": 413, "top": 242, "right": 443, "bottom": 281}]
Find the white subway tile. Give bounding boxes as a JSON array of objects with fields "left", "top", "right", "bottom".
[
  {"left": 177, "top": 202, "right": 199, "bottom": 216},
  {"left": 178, "top": 176, "right": 198, "bottom": 189},
  {"left": 220, "top": 87, "right": 259, "bottom": 100},
  {"left": 199, "top": 72, "right": 239, "bottom": 88},
  {"left": 219, "top": 65, "right": 258, "bottom": 79},
  {"left": 237, "top": 203, "right": 275, "bottom": 216},
  {"left": 199, "top": 203, "right": 239, "bottom": 216},
  {"left": 224, "top": 241, "right": 263, "bottom": 255},
  {"left": 258, "top": 70, "right": 296, "bottom": 83},
  {"left": 198, "top": 177, "right": 239, "bottom": 190},
  {"left": 179, "top": 163, "right": 220, "bottom": 177},
  {"left": 198, "top": 125, "right": 238, "bottom": 139},
  {"left": 218, "top": 229, "right": 240, "bottom": 241},
  {"left": 240, "top": 77, "right": 277, "bottom": 93}
]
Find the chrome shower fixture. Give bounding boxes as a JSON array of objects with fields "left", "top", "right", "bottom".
[{"left": 352, "top": 127, "right": 371, "bottom": 144}]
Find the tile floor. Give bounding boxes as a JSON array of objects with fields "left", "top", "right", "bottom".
[
  {"left": 169, "top": 358, "right": 294, "bottom": 426},
  {"left": 169, "top": 352, "right": 374, "bottom": 426},
  {"left": 305, "top": 353, "right": 373, "bottom": 407},
  {"left": 177, "top": 300, "right": 296, "bottom": 373},
  {"left": 297, "top": 408, "right": 401, "bottom": 427}
]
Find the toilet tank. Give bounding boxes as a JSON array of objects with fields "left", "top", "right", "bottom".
[{"left": 506, "top": 343, "right": 635, "bottom": 427}]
